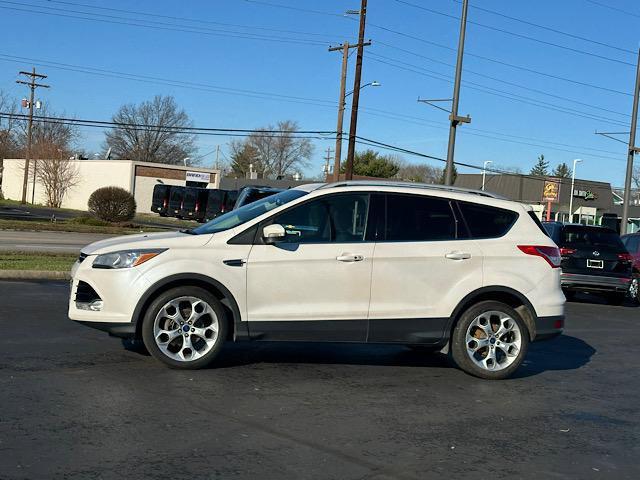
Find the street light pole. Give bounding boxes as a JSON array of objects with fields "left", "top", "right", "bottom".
[
  {"left": 569, "top": 158, "right": 582, "bottom": 223},
  {"left": 622, "top": 48, "right": 640, "bottom": 234},
  {"left": 481, "top": 160, "right": 492, "bottom": 191}
]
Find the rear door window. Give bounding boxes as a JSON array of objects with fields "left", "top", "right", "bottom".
[
  {"left": 564, "top": 226, "right": 625, "bottom": 251},
  {"left": 385, "top": 194, "right": 457, "bottom": 241},
  {"left": 457, "top": 202, "right": 518, "bottom": 239}
]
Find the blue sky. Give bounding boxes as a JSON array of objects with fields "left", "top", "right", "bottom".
[{"left": 0, "top": 0, "right": 639, "bottom": 185}]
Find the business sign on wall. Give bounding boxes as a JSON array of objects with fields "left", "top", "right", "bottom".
[
  {"left": 186, "top": 171, "right": 211, "bottom": 183},
  {"left": 542, "top": 180, "right": 560, "bottom": 203}
]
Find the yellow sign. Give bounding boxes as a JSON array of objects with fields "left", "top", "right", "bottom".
[{"left": 543, "top": 180, "right": 560, "bottom": 203}]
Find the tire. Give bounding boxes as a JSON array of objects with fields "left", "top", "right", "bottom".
[
  {"left": 605, "top": 292, "right": 626, "bottom": 306},
  {"left": 450, "top": 301, "right": 530, "bottom": 380},
  {"left": 141, "top": 286, "right": 227, "bottom": 369},
  {"left": 563, "top": 290, "right": 576, "bottom": 301}
]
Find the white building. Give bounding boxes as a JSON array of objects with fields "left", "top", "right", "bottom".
[{"left": 0, "top": 159, "right": 220, "bottom": 213}]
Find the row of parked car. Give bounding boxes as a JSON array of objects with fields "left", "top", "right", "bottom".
[
  {"left": 151, "top": 184, "right": 283, "bottom": 222},
  {"left": 542, "top": 221, "right": 640, "bottom": 305}
]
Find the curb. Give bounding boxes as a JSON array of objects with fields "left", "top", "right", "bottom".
[{"left": 0, "top": 270, "right": 70, "bottom": 280}]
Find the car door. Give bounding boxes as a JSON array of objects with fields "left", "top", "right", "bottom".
[
  {"left": 246, "top": 192, "right": 374, "bottom": 341},
  {"left": 368, "top": 193, "right": 483, "bottom": 344}
]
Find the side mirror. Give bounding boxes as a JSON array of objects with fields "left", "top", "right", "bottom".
[{"left": 262, "top": 223, "right": 286, "bottom": 244}]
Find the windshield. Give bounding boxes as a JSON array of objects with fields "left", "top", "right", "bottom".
[{"left": 191, "top": 188, "right": 308, "bottom": 235}]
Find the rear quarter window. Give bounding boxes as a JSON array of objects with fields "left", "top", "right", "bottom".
[{"left": 457, "top": 201, "right": 518, "bottom": 239}]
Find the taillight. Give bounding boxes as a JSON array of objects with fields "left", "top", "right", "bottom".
[
  {"left": 618, "top": 253, "right": 633, "bottom": 262},
  {"left": 518, "top": 245, "right": 562, "bottom": 268},
  {"left": 195, "top": 201, "right": 199, "bottom": 213},
  {"left": 560, "top": 247, "right": 576, "bottom": 256}
]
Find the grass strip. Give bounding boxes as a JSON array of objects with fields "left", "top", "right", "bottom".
[{"left": 0, "top": 251, "right": 77, "bottom": 271}]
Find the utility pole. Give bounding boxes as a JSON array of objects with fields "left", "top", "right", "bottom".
[
  {"left": 329, "top": 42, "right": 349, "bottom": 182},
  {"left": 622, "top": 48, "right": 640, "bottom": 234},
  {"left": 345, "top": 0, "right": 368, "bottom": 181},
  {"left": 324, "top": 147, "right": 333, "bottom": 179},
  {"left": 16, "top": 67, "right": 49, "bottom": 204},
  {"left": 444, "top": 0, "right": 471, "bottom": 186},
  {"left": 329, "top": 40, "right": 372, "bottom": 182}
]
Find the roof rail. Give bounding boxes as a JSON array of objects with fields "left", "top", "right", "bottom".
[{"left": 318, "top": 180, "right": 504, "bottom": 199}]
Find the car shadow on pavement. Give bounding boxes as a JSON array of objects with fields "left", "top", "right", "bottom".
[
  {"left": 513, "top": 335, "right": 596, "bottom": 378},
  {"left": 567, "top": 291, "right": 639, "bottom": 308},
  {"left": 210, "top": 335, "right": 596, "bottom": 378},
  {"left": 214, "top": 342, "right": 452, "bottom": 370}
]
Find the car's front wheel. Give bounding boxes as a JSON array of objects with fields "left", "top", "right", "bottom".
[
  {"left": 451, "top": 301, "right": 530, "bottom": 380},
  {"left": 141, "top": 286, "right": 227, "bottom": 369}
]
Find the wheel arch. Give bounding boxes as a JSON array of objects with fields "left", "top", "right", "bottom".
[
  {"left": 446, "top": 286, "right": 538, "bottom": 342},
  {"left": 131, "top": 273, "right": 245, "bottom": 341}
]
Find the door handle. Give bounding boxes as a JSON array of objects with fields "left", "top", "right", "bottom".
[
  {"left": 445, "top": 251, "right": 471, "bottom": 260},
  {"left": 337, "top": 253, "right": 364, "bottom": 262}
]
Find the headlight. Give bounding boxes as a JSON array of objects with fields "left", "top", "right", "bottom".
[{"left": 92, "top": 249, "right": 167, "bottom": 269}]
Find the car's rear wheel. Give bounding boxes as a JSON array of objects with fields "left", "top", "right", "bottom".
[
  {"left": 141, "top": 286, "right": 227, "bottom": 369},
  {"left": 451, "top": 301, "right": 529, "bottom": 380}
]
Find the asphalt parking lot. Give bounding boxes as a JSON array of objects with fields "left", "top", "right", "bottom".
[{"left": 1, "top": 281, "right": 638, "bottom": 479}]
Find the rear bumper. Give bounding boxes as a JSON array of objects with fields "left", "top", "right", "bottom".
[
  {"left": 561, "top": 273, "right": 631, "bottom": 293},
  {"left": 535, "top": 315, "right": 564, "bottom": 341}
]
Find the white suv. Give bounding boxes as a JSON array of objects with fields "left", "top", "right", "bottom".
[{"left": 69, "top": 181, "right": 565, "bottom": 379}]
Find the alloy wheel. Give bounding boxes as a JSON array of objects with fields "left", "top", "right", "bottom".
[
  {"left": 153, "top": 296, "right": 219, "bottom": 362},
  {"left": 465, "top": 310, "right": 522, "bottom": 372},
  {"left": 629, "top": 278, "right": 639, "bottom": 301}
]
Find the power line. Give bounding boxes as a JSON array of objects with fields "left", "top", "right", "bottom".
[
  {"left": 368, "top": 56, "right": 631, "bottom": 127},
  {"left": 41, "top": 0, "right": 344, "bottom": 39},
  {"left": 455, "top": 0, "right": 636, "bottom": 55},
  {"left": 369, "top": 52, "right": 629, "bottom": 118},
  {"left": 0, "top": 53, "right": 337, "bottom": 108},
  {"left": 0, "top": 112, "right": 336, "bottom": 136},
  {"left": 376, "top": 41, "right": 632, "bottom": 98},
  {"left": 0, "top": 1, "right": 329, "bottom": 46},
  {"left": 583, "top": 0, "right": 640, "bottom": 19},
  {"left": 0, "top": 54, "right": 626, "bottom": 163},
  {"left": 393, "top": 0, "right": 636, "bottom": 67}
]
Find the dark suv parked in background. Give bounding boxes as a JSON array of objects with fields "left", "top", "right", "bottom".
[{"left": 543, "top": 222, "right": 634, "bottom": 304}]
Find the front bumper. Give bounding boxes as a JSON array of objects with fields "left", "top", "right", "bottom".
[
  {"left": 561, "top": 273, "right": 631, "bottom": 293},
  {"left": 535, "top": 315, "right": 564, "bottom": 341},
  {"left": 73, "top": 320, "right": 136, "bottom": 338}
]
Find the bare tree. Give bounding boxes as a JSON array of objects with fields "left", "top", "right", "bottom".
[
  {"left": 0, "top": 90, "right": 19, "bottom": 165},
  {"left": 104, "top": 95, "right": 196, "bottom": 164},
  {"left": 633, "top": 165, "right": 640, "bottom": 190},
  {"left": 36, "top": 154, "right": 80, "bottom": 207},
  {"left": 229, "top": 139, "right": 259, "bottom": 178},
  {"left": 395, "top": 161, "right": 443, "bottom": 184},
  {"left": 246, "top": 120, "right": 313, "bottom": 179},
  {"left": 16, "top": 105, "right": 79, "bottom": 159}
]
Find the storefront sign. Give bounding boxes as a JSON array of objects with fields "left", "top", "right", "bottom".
[
  {"left": 573, "top": 189, "right": 597, "bottom": 200},
  {"left": 186, "top": 171, "right": 211, "bottom": 183},
  {"left": 542, "top": 180, "right": 560, "bottom": 203}
]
